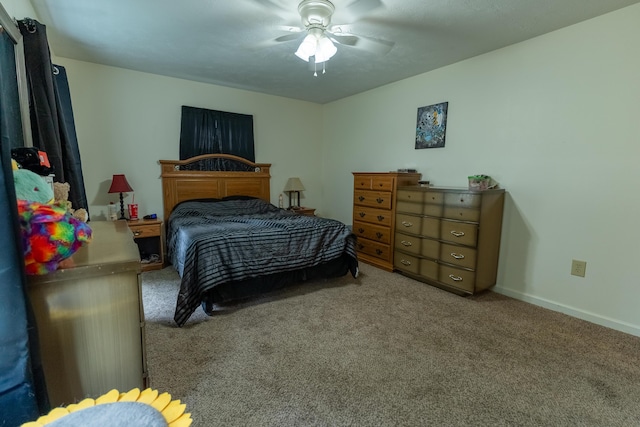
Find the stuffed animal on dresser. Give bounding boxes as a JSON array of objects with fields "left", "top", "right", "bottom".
[
  {"left": 53, "top": 181, "right": 89, "bottom": 222},
  {"left": 12, "top": 161, "right": 92, "bottom": 275}
]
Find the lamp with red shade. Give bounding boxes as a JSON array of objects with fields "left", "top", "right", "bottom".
[{"left": 108, "top": 174, "right": 133, "bottom": 220}]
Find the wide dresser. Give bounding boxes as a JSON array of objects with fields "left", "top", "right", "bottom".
[
  {"left": 393, "top": 186, "right": 505, "bottom": 294},
  {"left": 27, "top": 221, "right": 148, "bottom": 407},
  {"left": 352, "top": 172, "right": 421, "bottom": 271}
]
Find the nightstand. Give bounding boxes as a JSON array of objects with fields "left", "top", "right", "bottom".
[
  {"left": 293, "top": 207, "right": 316, "bottom": 216},
  {"left": 127, "top": 219, "right": 164, "bottom": 271}
]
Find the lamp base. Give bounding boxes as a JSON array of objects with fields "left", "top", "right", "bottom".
[{"left": 119, "top": 193, "right": 126, "bottom": 220}]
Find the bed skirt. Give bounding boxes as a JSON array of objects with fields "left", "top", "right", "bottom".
[{"left": 200, "top": 254, "right": 354, "bottom": 315}]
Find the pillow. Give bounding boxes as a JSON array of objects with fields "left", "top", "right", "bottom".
[{"left": 22, "top": 388, "right": 191, "bottom": 427}]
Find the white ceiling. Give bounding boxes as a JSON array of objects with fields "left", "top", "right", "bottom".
[{"left": 29, "top": 0, "right": 640, "bottom": 104}]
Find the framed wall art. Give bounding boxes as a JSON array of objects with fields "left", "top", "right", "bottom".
[{"left": 415, "top": 102, "right": 448, "bottom": 149}]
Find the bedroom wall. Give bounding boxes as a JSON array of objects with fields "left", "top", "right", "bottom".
[
  {"left": 45, "top": 59, "right": 324, "bottom": 220},
  {"left": 321, "top": 4, "right": 640, "bottom": 336}
]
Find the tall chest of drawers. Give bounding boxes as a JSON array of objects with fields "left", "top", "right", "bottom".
[
  {"left": 352, "top": 172, "right": 421, "bottom": 271},
  {"left": 394, "top": 186, "right": 505, "bottom": 294}
]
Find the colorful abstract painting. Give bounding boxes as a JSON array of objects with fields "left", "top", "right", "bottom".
[{"left": 415, "top": 102, "right": 448, "bottom": 149}]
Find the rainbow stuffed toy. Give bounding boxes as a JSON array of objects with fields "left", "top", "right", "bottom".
[
  {"left": 13, "top": 161, "right": 92, "bottom": 275},
  {"left": 17, "top": 200, "right": 92, "bottom": 275}
]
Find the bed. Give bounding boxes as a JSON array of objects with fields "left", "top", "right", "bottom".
[{"left": 159, "top": 154, "right": 359, "bottom": 326}]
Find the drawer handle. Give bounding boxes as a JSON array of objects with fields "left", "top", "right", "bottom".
[
  {"left": 377, "top": 215, "right": 385, "bottom": 221},
  {"left": 358, "top": 228, "right": 365, "bottom": 234},
  {"left": 450, "top": 230, "right": 465, "bottom": 237},
  {"left": 357, "top": 244, "right": 365, "bottom": 250},
  {"left": 401, "top": 240, "right": 412, "bottom": 247},
  {"left": 358, "top": 196, "right": 365, "bottom": 202},
  {"left": 401, "top": 259, "right": 412, "bottom": 266},
  {"left": 449, "top": 274, "right": 463, "bottom": 282},
  {"left": 376, "top": 232, "right": 383, "bottom": 239},
  {"left": 450, "top": 252, "right": 464, "bottom": 259},
  {"left": 376, "top": 197, "right": 384, "bottom": 204},
  {"left": 133, "top": 231, "right": 142, "bottom": 237},
  {"left": 375, "top": 249, "right": 383, "bottom": 255},
  {"left": 401, "top": 221, "right": 413, "bottom": 227},
  {"left": 359, "top": 212, "right": 366, "bottom": 218}
]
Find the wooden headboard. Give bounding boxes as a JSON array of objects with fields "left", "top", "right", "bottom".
[{"left": 159, "top": 153, "right": 271, "bottom": 221}]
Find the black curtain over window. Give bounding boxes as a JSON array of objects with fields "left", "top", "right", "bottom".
[
  {"left": 0, "top": 24, "right": 49, "bottom": 423},
  {"left": 179, "top": 106, "right": 255, "bottom": 162},
  {"left": 53, "top": 65, "right": 88, "bottom": 216},
  {"left": 0, "top": 30, "right": 24, "bottom": 150},
  {"left": 18, "top": 18, "right": 89, "bottom": 217}
]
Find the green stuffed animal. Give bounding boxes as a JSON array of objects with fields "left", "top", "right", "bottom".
[{"left": 12, "top": 160, "right": 54, "bottom": 204}]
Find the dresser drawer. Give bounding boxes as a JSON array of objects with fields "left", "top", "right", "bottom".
[
  {"left": 397, "top": 190, "right": 424, "bottom": 204},
  {"left": 440, "top": 220, "right": 478, "bottom": 246},
  {"left": 423, "top": 203, "right": 444, "bottom": 217},
  {"left": 395, "top": 233, "right": 441, "bottom": 259},
  {"left": 394, "top": 233, "right": 421, "bottom": 255},
  {"left": 130, "top": 224, "right": 160, "bottom": 238},
  {"left": 394, "top": 252, "right": 420, "bottom": 275},
  {"left": 443, "top": 207, "right": 480, "bottom": 222},
  {"left": 353, "top": 220, "right": 391, "bottom": 244},
  {"left": 354, "top": 190, "right": 392, "bottom": 209},
  {"left": 354, "top": 206, "right": 392, "bottom": 227},
  {"left": 424, "top": 191, "right": 444, "bottom": 205},
  {"left": 396, "top": 214, "right": 442, "bottom": 239},
  {"left": 440, "top": 243, "right": 477, "bottom": 270},
  {"left": 443, "top": 193, "right": 481, "bottom": 221},
  {"left": 356, "top": 238, "right": 390, "bottom": 261},
  {"left": 371, "top": 176, "right": 395, "bottom": 191},
  {"left": 353, "top": 175, "right": 394, "bottom": 191},
  {"left": 396, "top": 200, "right": 423, "bottom": 214},
  {"left": 396, "top": 213, "right": 422, "bottom": 234},
  {"left": 419, "top": 258, "right": 439, "bottom": 280},
  {"left": 439, "top": 264, "right": 475, "bottom": 293},
  {"left": 397, "top": 190, "right": 443, "bottom": 216}
]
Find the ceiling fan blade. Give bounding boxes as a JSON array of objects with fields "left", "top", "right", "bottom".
[
  {"left": 252, "top": 0, "right": 288, "bottom": 13},
  {"left": 329, "top": 31, "right": 395, "bottom": 55},
  {"left": 252, "top": 0, "right": 298, "bottom": 20},
  {"left": 327, "top": 32, "right": 359, "bottom": 47},
  {"left": 343, "top": 0, "right": 383, "bottom": 21},
  {"left": 274, "top": 32, "right": 304, "bottom": 43}
]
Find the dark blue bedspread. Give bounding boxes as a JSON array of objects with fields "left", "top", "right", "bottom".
[{"left": 167, "top": 198, "right": 358, "bottom": 326}]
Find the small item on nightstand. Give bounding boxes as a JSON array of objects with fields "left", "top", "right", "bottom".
[
  {"left": 143, "top": 214, "right": 157, "bottom": 220},
  {"left": 418, "top": 180, "right": 430, "bottom": 187},
  {"left": 108, "top": 202, "right": 118, "bottom": 221},
  {"left": 128, "top": 203, "right": 139, "bottom": 220}
]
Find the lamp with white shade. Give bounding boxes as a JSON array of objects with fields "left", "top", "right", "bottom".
[{"left": 283, "top": 177, "right": 305, "bottom": 209}]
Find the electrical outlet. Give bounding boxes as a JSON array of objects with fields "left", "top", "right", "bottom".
[{"left": 571, "top": 260, "right": 587, "bottom": 277}]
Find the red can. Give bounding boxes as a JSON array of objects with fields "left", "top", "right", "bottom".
[{"left": 128, "top": 203, "right": 139, "bottom": 220}]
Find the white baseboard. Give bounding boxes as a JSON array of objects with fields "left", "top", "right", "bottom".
[{"left": 492, "top": 286, "right": 640, "bottom": 338}]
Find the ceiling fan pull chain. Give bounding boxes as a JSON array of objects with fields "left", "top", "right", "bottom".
[
  {"left": 323, "top": 62, "right": 326, "bottom": 74},
  {"left": 314, "top": 59, "right": 318, "bottom": 77}
]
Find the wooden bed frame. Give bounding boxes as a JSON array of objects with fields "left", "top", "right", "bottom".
[{"left": 159, "top": 154, "right": 271, "bottom": 222}]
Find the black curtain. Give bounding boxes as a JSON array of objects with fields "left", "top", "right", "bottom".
[
  {"left": 0, "top": 27, "right": 49, "bottom": 423},
  {"left": 179, "top": 105, "right": 255, "bottom": 162},
  {"left": 17, "top": 18, "right": 89, "bottom": 217},
  {"left": 0, "top": 30, "right": 24, "bottom": 151},
  {"left": 53, "top": 64, "right": 88, "bottom": 216}
]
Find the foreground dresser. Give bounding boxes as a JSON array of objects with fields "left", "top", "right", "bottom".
[
  {"left": 352, "top": 172, "right": 421, "bottom": 271},
  {"left": 27, "top": 221, "right": 148, "bottom": 407},
  {"left": 394, "top": 186, "right": 505, "bottom": 294}
]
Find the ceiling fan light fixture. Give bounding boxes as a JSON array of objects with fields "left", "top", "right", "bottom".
[
  {"left": 314, "top": 35, "right": 336, "bottom": 63},
  {"left": 294, "top": 33, "right": 318, "bottom": 61}
]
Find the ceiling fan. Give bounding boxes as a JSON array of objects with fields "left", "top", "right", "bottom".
[{"left": 261, "top": 0, "right": 395, "bottom": 75}]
